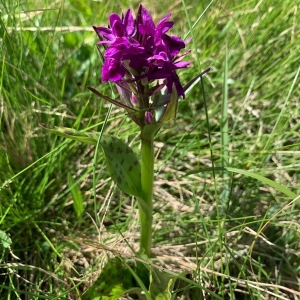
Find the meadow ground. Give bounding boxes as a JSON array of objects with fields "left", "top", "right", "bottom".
[{"left": 0, "top": 0, "right": 299, "bottom": 299}]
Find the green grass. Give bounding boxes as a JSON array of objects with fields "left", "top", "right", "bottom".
[{"left": 1, "top": 0, "right": 299, "bottom": 299}]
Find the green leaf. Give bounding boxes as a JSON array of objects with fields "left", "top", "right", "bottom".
[
  {"left": 67, "top": 173, "right": 84, "bottom": 218},
  {"left": 159, "top": 83, "right": 178, "bottom": 124},
  {"left": 123, "top": 261, "right": 151, "bottom": 300},
  {"left": 0, "top": 230, "right": 12, "bottom": 249},
  {"left": 152, "top": 82, "right": 178, "bottom": 125},
  {"left": 149, "top": 266, "right": 176, "bottom": 300},
  {"left": 82, "top": 257, "right": 135, "bottom": 300},
  {"left": 226, "top": 167, "right": 298, "bottom": 200},
  {"left": 141, "top": 123, "right": 162, "bottom": 140},
  {"left": 40, "top": 124, "right": 98, "bottom": 145},
  {"left": 100, "top": 135, "right": 142, "bottom": 198},
  {"left": 41, "top": 125, "right": 143, "bottom": 198}
]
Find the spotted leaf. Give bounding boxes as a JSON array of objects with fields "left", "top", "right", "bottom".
[
  {"left": 41, "top": 125, "right": 142, "bottom": 198},
  {"left": 99, "top": 135, "right": 142, "bottom": 198}
]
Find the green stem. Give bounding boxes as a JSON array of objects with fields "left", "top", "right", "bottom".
[{"left": 139, "top": 135, "right": 154, "bottom": 257}]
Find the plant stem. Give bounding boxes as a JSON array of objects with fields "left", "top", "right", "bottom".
[{"left": 139, "top": 135, "right": 154, "bottom": 257}]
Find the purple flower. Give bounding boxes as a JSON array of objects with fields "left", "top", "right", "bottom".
[
  {"left": 147, "top": 53, "right": 190, "bottom": 97},
  {"left": 94, "top": 9, "right": 135, "bottom": 45},
  {"left": 102, "top": 58, "right": 126, "bottom": 82},
  {"left": 92, "top": 5, "right": 191, "bottom": 126}
]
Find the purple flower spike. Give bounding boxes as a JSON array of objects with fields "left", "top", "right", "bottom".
[{"left": 92, "top": 4, "right": 191, "bottom": 126}]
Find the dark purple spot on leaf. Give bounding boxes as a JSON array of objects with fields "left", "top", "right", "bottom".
[
  {"left": 117, "top": 147, "right": 122, "bottom": 154},
  {"left": 129, "top": 165, "right": 133, "bottom": 172},
  {"left": 117, "top": 176, "right": 122, "bottom": 184}
]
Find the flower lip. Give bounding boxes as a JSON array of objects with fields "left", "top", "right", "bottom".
[{"left": 102, "top": 58, "right": 126, "bottom": 82}]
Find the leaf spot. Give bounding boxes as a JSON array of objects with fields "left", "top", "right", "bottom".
[{"left": 117, "top": 176, "right": 122, "bottom": 184}]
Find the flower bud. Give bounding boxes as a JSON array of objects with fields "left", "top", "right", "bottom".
[
  {"left": 131, "top": 93, "right": 139, "bottom": 107},
  {"left": 145, "top": 111, "right": 153, "bottom": 124}
]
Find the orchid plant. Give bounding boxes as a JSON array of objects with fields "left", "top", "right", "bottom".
[
  {"left": 91, "top": 4, "right": 191, "bottom": 258},
  {"left": 43, "top": 4, "right": 209, "bottom": 298}
]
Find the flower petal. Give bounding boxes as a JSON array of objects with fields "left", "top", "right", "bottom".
[
  {"left": 102, "top": 58, "right": 126, "bottom": 82},
  {"left": 123, "top": 9, "right": 135, "bottom": 36}
]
